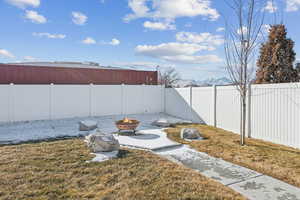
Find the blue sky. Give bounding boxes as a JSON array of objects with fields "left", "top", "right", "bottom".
[{"left": 0, "top": 0, "right": 300, "bottom": 80}]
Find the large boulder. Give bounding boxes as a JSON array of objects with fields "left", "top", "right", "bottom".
[
  {"left": 79, "top": 120, "right": 98, "bottom": 131},
  {"left": 85, "top": 130, "right": 120, "bottom": 152},
  {"left": 151, "top": 118, "right": 171, "bottom": 127},
  {"left": 180, "top": 128, "right": 201, "bottom": 140}
]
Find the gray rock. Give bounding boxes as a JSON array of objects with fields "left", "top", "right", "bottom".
[
  {"left": 151, "top": 118, "right": 171, "bottom": 127},
  {"left": 178, "top": 120, "right": 193, "bottom": 124},
  {"left": 79, "top": 120, "right": 98, "bottom": 131},
  {"left": 180, "top": 128, "right": 201, "bottom": 139},
  {"left": 85, "top": 130, "right": 120, "bottom": 152}
]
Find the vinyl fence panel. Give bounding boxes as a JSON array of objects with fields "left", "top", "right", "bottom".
[
  {"left": 12, "top": 85, "right": 51, "bottom": 121},
  {"left": 0, "top": 85, "right": 10, "bottom": 122},
  {"left": 216, "top": 86, "right": 241, "bottom": 134},
  {"left": 51, "top": 85, "right": 90, "bottom": 119},
  {"left": 192, "top": 87, "right": 214, "bottom": 125},
  {"left": 165, "top": 88, "right": 193, "bottom": 121},
  {"left": 91, "top": 85, "right": 123, "bottom": 116},
  {"left": 250, "top": 83, "right": 300, "bottom": 149},
  {"left": 0, "top": 84, "right": 165, "bottom": 123},
  {"left": 165, "top": 83, "right": 300, "bottom": 149}
]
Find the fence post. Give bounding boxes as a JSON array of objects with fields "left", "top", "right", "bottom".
[
  {"left": 9, "top": 83, "right": 14, "bottom": 123},
  {"left": 163, "top": 85, "right": 166, "bottom": 114},
  {"left": 49, "top": 83, "right": 53, "bottom": 120},
  {"left": 247, "top": 84, "right": 252, "bottom": 138},
  {"left": 121, "top": 83, "right": 125, "bottom": 116},
  {"left": 142, "top": 84, "right": 146, "bottom": 113},
  {"left": 213, "top": 85, "right": 217, "bottom": 127},
  {"left": 89, "top": 83, "right": 93, "bottom": 117},
  {"left": 190, "top": 86, "right": 193, "bottom": 122}
]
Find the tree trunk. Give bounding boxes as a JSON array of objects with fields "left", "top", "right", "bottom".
[{"left": 241, "top": 94, "right": 246, "bottom": 146}]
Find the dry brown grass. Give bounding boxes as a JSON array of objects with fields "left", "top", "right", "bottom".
[
  {"left": 0, "top": 139, "right": 244, "bottom": 200},
  {"left": 166, "top": 124, "right": 300, "bottom": 188}
]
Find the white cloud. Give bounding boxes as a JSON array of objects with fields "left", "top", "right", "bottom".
[
  {"left": 82, "top": 37, "right": 97, "bottom": 44},
  {"left": 264, "top": 1, "right": 277, "bottom": 13},
  {"left": 25, "top": 10, "right": 47, "bottom": 24},
  {"left": 286, "top": 0, "right": 300, "bottom": 11},
  {"left": 124, "top": 0, "right": 220, "bottom": 22},
  {"left": 237, "top": 26, "right": 248, "bottom": 35},
  {"left": 109, "top": 38, "right": 120, "bottom": 46},
  {"left": 176, "top": 32, "right": 224, "bottom": 47},
  {"left": 5, "top": 0, "right": 40, "bottom": 9},
  {"left": 143, "top": 21, "right": 176, "bottom": 30},
  {"left": 33, "top": 32, "right": 66, "bottom": 39},
  {"left": 83, "top": 38, "right": 120, "bottom": 46},
  {"left": 72, "top": 12, "right": 88, "bottom": 25},
  {"left": 216, "top": 27, "right": 225, "bottom": 32},
  {"left": 135, "top": 42, "right": 221, "bottom": 64},
  {"left": 136, "top": 43, "right": 212, "bottom": 56},
  {"left": 124, "top": 0, "right": 150, "bottom": 21},
  {"left": 262, "top": 24, "right": 271, "bottom": 33},
  {"left": 162, "top": 54, "right": 222, "bottom": 64},
  {"left": 0, "top": 49, "right": 15, "bottom": 58}
]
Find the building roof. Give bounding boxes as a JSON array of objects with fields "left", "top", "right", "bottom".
[
  {"left": 6, "top": 61, "right": 123, "bottom": 70},
  {"left": 0, "top": 64, "right": 158, "bottom": 85}
]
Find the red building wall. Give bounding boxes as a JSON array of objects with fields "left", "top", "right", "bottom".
[{"left": 0, "top": 64, "right": 158, "bottom": 85}]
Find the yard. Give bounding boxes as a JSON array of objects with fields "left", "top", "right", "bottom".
[
  {"left": 0, "top": 139, "right": 244, "bottom": 200},
  {"left": 166, "top": 124, "right": 300, "bottom": 188}
]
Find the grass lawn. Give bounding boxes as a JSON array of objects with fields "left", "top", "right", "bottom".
[
  {"left": 166, "top": 124, "right": 300, "bottom": 188},
  {"left": 0, "top": 139, "right": 244, "bottom": 200}
]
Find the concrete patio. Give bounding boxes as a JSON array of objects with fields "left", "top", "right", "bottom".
[
  {"left": 115, "top": 129, "right": 181, "bottom": 150},
  {"left": 0, "top": 113, "right": 187, "bottom": 145}
]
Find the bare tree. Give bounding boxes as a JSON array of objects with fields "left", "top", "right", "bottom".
[
  {"left": 158, "top": 67, "right": 181, "bottom": 88},
  {"left": 224, "top": 0, "right": 266, "bottom": 145}
]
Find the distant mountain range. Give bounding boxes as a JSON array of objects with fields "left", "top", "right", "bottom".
[{"left": 175, "top": 77, "right": 232, "bottom": 88}]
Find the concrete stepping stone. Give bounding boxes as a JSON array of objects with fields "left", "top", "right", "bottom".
[
  {"left": 230, "top": 175, "right": 300, "bottom": 200},
  {"left": 155, "top": 145, "right": 300, "bottom": 200}
]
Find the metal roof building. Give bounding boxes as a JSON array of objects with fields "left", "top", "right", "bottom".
[{"left": 0, "top": 63, "right": 158, "bottom": 85}]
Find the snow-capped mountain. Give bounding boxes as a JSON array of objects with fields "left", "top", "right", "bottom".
[
  {"left": 175, "top": 77, "right": 232, "bottom": 87},
  {"left": 175, "top": 79, "right": 199, "bottom": 88},
  {"left": 197, "top": 77, "right": 232, "bottom": 86}
]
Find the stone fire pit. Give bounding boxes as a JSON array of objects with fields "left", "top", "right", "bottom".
[{"left": 115, "top": 118, "right": 140, "bottom": 134}]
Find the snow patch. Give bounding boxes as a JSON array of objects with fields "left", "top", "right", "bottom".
[
  {"left": 0, "top": 113, "right": 188, "bottom": 145},
  {"left": 88, "top": 151, "right": 119, "bottom": 162}
]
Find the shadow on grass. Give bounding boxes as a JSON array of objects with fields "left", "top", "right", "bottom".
[
  {"left": 117, "top": 149, "right": 131, "bottom": 158},
  {"left": 0, "top": 135, "right": 87, "bottom": 147}
]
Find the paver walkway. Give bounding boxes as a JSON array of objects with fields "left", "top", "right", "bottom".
[{"left": 154, "top": 145, "right": 300, "bottom": 200}]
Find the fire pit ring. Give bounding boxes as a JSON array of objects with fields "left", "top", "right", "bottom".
[{"left": 115, "top": 118, "right": 140, "bottom": 135}]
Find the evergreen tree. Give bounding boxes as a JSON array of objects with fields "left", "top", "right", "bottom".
[
  {"left": 256, "top": 24, "right": 299, "bottom": 83},
  {"left": 296, "top": 63, "right": 300, "bottom": 77}
]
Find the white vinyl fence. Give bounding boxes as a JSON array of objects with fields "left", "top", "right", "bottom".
[
  {"left": 0, "top": 84, "right": 165, "bottom": 123},
  {"left": 1, "top": 82, "right": 299, "bottom": 149},
  {"left": 165, "top": 83, "right": 300, "bottom": 149}
]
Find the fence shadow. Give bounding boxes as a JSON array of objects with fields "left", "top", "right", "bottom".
[{"left": 165, "top": 88, "right": 206, "bottom": 124}]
